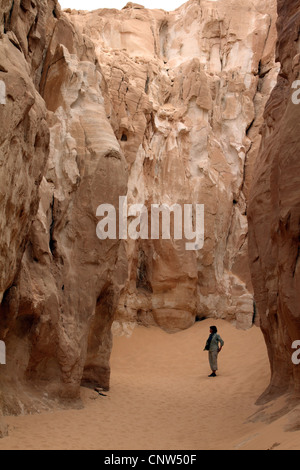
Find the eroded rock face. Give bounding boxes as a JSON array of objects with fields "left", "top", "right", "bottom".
[
  {"left": 70, "top": 0, "right": 278, "bottom": 332},
  {"left": 0, "top": 0, "right": 58, "bottom": 304},
  {"left": 248, "top": 0, "right": 300, "bottom": 401},
  {"left": 0, "top": 1, "right": 128, "bottom": 411},
  {"left": 0, "top": 38, "right": 48, "bottom": 303},
  {"left": 0, "top": 0, "right": 279, "bottom": 415},
  {"left": 0, "top": 0, "right": 57, "bottom": 418}
]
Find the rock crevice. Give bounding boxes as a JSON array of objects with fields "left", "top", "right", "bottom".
[{"left": 248, "top": 0, "right": 300, "bottom": 401}]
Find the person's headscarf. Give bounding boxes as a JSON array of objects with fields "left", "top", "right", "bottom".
[{"left": 204, "top": 326, "right": 218, "bottom": 351}]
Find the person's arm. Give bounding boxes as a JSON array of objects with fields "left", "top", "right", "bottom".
[{"left": 218, "top": 336, "right": 224, "bottom": 353}]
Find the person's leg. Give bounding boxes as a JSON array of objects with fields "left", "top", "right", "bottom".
[{"left": 208, "top": 351, "right": 218, "bottom": 377}]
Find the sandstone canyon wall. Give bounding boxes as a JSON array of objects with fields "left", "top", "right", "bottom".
[
  {"left": 0, "top": 0, "right": 279, "bottom": 417},
  {"left": 0, "top": 0, "right": 57, "bottom": 427},
  {"left": 0, "top": 0, "right": 128, "bottom": 414},
  {"left": 70, "top": 0, "right": 278, "bottom": 333},
  {"left": 248, "top": 0, "right": 300, "bottom": 401}
]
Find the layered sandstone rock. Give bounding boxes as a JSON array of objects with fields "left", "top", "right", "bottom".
[
  {"left": 0, "top": 0, "right": 279, "bottom": 416},
  {"left": 248, "top": 0, "right": 300, "bottom": 400},
  {"left": 0, "top": 0, "right": 57, "bottom": 418},
  {"left": 70, "top": 0, "right": 278, "bottom": 332},
  {"left": 0, "top": 0, "right": 128, "bottom": 412},
  {"left": 0, "top": 0, "right": 57, "bottom": 304}
]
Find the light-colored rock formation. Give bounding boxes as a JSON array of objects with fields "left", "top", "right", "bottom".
[
  {"left": 0, "top": 0, "right": 280, "bottom": 417},
  {"left": 0, "top": 2, "right": 128, "bottom": 409},
  {"left": 248, "top": 0, "right": 300, "bottom": 401},
  {"left": 70, "top": 0, "right": 278, "bottom": 332},
  {"left": 0, "top": 0, "right": 58, "bottom": 422},
  {"left": 0, "top": 0, "right": 55, "bottom": 304}
]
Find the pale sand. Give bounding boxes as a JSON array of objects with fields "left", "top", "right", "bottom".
[{"left": 0, "top": 319, "right": 300, "bottom": 450}]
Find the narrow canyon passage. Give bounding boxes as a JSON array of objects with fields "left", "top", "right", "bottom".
[
  {"left": 1, "top": 319, "right": 299, "bottom": 450},
  {"left": 1, "top": 0, "right": 300, "bottom": 452}
]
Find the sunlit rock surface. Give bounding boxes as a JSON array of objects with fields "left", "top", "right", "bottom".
[
  {"left": 0, "top": 0, "right": 279, "bottom": 415},
  {"left": 70, "top": 0, "right": 278, "bottom": 332}
]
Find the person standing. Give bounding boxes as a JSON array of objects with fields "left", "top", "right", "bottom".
[{"left": 204, "top": 326, "right": 224, "bottom": 377}]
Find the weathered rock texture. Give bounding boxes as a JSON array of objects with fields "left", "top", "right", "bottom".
[
  {"left": 248, "top": 0, "right": 300, "bottom": 401},
  {"left": 0, "top": 0, "right": 128, "bottom": 413},
  {"left": 0, "top": 0, "right": 54, "bottom": 305},
  {"left": 70, "top": 0, "right": 278, "bottom": 332},
  {"left": 0, "top": 0, "right": 55, "bottom": 413},
  {"left": 0, "top": 0, "right": 279, "bottom": 415}
]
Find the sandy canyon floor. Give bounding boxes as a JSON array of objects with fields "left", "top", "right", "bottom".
[{"left": 0, "top": 319, "right": 299, "bottom": 450}]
